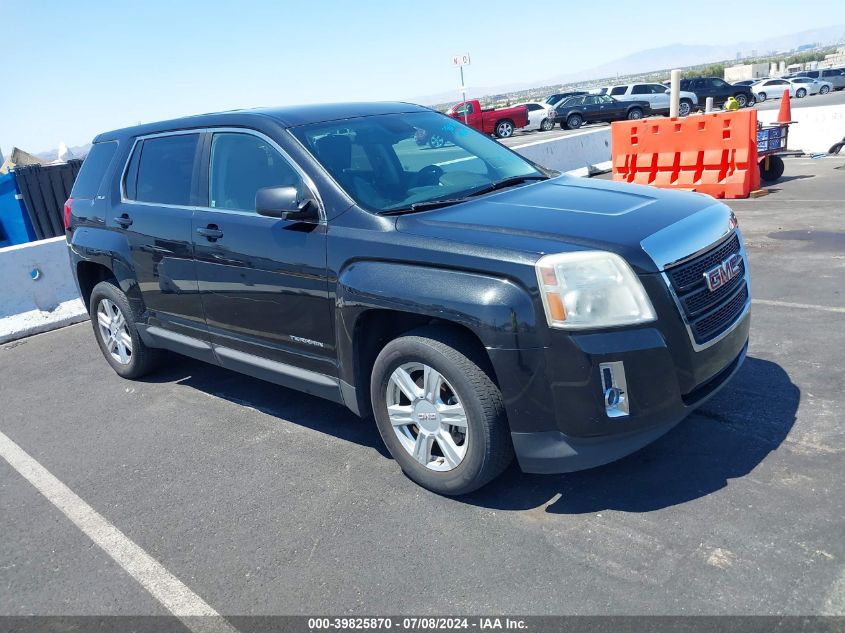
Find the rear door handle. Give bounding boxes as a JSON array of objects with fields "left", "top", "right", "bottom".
[
  {"left": 115, "top": 214, "right": 133, "bottom": 227},
  {"left": 196, "top": 225, "right": 224, "bottom": 240}
]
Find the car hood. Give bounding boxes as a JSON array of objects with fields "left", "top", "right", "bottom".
[{"left": 395, "top": 176, "right": 733, "bottom": 274}]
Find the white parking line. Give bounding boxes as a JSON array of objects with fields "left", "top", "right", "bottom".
[
  {"left": 753, "top": 299, "right": 845, "bottom": 314},
  {"left": 0, "top": 429, "right": 237, "bottom": 633}
]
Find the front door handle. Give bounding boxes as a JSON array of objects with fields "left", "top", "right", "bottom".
[
  {"left": 196, "top": 225, "right": 224, "bottom": 241},
  {"left": 115, "top": 214, "right": 133, "bottom": 227}
]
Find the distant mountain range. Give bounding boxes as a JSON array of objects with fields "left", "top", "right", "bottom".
[
  {"left": 35, "top": 143, "right": 92, "bottom": 162},
  {"left": 411, "top": 25, "right": 845, "bottom": 105}
]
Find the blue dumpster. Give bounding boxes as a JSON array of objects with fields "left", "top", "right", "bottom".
[{"left": 0, "top": 171, "right": 37, "bottom": 247}]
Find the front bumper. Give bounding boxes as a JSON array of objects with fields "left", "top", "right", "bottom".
[
  {"left": 488, "top": 306, "right": 750, "bottom": 474},
  {"left": 511, "top": 339, "right": 747, "bottom": 473}
]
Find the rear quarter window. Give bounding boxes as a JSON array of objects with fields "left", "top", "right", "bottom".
[{"left": 70, "top": 141, "right": 119, "bottom": 199}]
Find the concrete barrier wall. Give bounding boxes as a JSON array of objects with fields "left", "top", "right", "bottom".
[
  {"left": 0, "top": 236, "right": 86, "bottom": 343},
  {"left": 757, "top": 103, "right": 845, "bottom": 153},
  {"left": 512, "top": 128, "right": 611, "bottom": 175}
]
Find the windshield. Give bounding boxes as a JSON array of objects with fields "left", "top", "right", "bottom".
[{"left": 290, "top": 111, "right": 542, "bottom": 213}]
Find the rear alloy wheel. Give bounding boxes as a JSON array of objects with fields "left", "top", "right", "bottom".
[
  {"left": 796, "top": 88, "right": 807, "bottom": 98},
  {"left": 494, "top": 120, "right": 514, "bottom": 138},
  {"left": 540, "top": 118, "right": 554, "bottom": 131},
  {"left": 428, "top": 134, "right": 446, "bottom": 149},
  {"left": 734, "top": 93, "right": 748, "bottom": 108},
  {"left": 820, "top": 85, "right": 831, "bottom": 95},
  {"left": 627, "top": 108, "right": 643, "bottom": 120},
  {"left": 566, "top": 114, "right": 583, "bottom": 129},
  {"left": 679, "top": 100, "right": 692, "bottom": 117},
  {"left": 90, "top": 280, "right": 161, "bottom": 379},
  {"left": 371, "top": 328, "right": 513, "bottom": 495}
]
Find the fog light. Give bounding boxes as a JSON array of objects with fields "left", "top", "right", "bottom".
[{"left": 599, "top": 361, "right": 629, "bottom": 418}]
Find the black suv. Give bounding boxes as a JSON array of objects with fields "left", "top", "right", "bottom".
[
  {"left": 66, "top": 103, "right": 750, "bottom": 495},
  {"left": 679, "top": 77, "right": 756, "bottom": 108}
]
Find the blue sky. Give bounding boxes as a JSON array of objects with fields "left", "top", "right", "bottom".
[{"left": 2, "top": 0, "right": 844, "bottom": 152}]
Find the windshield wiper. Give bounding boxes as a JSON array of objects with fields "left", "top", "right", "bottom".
[
  {"left": 379, "top": 175, "right": 548, "bottom": 216},
  {"left": 465, "top": 175, "right": 548, "bottom": 197},
  {"left": 380, "top": 198, "right": 471, "bottom": 215}
]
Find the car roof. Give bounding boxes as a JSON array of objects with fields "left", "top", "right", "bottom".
[{"left": 94, "top": 102, "right": 431, "bottom": 142}]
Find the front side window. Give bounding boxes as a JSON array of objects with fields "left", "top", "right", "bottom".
[
  {"left": 291, "top": 111, "right": 542, "bottom": 214},
  {"left": 134, "top": 134, "right": 198, "bottom": 206},
  {"left": 454, "top": 102, "right": 474, "bottom": 116},
  {"left": 209, "top": 133, "right": 302, "bottom": 213}
]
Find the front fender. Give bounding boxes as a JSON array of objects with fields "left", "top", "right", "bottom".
[
  {"left": 335, "top": 260, "right": 553, "bottom": 430},
  {"left": 337, "top": 260, "right": 542, "bottom": 348},
  {"left": 69, "top": 227, "right": 141, "bottom": 307}
]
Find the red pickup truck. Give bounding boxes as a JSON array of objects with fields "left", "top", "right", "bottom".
[{"left": 446, "top": 99, "right": 529, "bottom": 138}]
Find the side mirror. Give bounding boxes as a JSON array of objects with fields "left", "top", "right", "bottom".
[{"left": 256, "top": 186, "right": 319, "bottom": 222}]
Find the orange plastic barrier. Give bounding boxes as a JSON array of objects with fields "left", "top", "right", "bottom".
[{"left": 611, "top": 109, "right": 760, "bottom": 199}]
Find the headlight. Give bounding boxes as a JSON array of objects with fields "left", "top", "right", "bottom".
[{"left": 535, "top": 251, "right": 656, "bottom": 329}]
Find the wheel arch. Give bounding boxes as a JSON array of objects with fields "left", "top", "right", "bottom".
[
  {"left": 69, "top": 227, "right": 142, "bottom": 314},
  {"left": 334, "top": 261, "right": 542, "bottom": 417}
]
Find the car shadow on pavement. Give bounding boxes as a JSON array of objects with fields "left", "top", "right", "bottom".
[
  {"left": 140, "top": 354, "right": 391, "bottom": 458},
  {"left": 461, "top": 356, "right": 799, "bottom": 514}
]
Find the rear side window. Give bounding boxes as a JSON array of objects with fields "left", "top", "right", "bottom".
[
  {"left": 70, "top": 141, "right": 118, "bottom": 199},
  {"left": 134, "top": 134, "right": 198, "bottom": 206},
  {"left": 610, "top": 86, "right": 626, "bottom": 95},
  {"left": 631, "top": 85, "right": 648, "bottom": 94}
]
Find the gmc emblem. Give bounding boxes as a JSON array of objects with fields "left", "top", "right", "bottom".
[{"left": 704, "top": 253, "right": 742, "bottom": 292}]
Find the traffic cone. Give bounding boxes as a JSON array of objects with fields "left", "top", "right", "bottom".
[{"left": 777, "top": 90, "right": 794, "bottom": 124}]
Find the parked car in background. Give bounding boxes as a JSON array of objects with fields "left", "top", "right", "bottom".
[
  {"left": 679, "top": 77, "right": 756, "bottom": 108},
  {"left": 516, "top": 102, "right": 556, "bottom": 131},
  {"left": 601, "top": 83, "right": 698, "bottom": 116},
  {"left": 553, "top": 94, "right": 650, "bottom": 129},
  {"left": 788, "top": 76, "right": 833, "bottom": 96},
  {"left": 793, "top": 68, "right": 845, "bottom": 90},
  {"left": 446, "top": 100, "right": 529, "bottom": 138},
  {"left": 751, "top": 78, "right": 801, "bottom": 101},
  {"left": 732, "top": 79, "right": 763, "bottom": 87},
  {"left": 545, "top": 91, "right": 587, "bottom": 107}
]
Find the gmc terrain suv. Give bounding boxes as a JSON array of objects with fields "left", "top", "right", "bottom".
[{"left": 66, "top": 103, "right": 751, "bottom": 495}]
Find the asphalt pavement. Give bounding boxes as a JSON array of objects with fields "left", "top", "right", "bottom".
[{"left": 1, "top": 157, "right": 844, "bottom": 619}]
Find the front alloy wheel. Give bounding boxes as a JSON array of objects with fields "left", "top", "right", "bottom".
[
  {"left": 679, "top": 100, "right": 692, "bottom": 117},
  {"left": 370, "top": 328, "right": 513, "bottom": 495},
  {"left": 428, "top": 134, "right": 446, "bottom": 149},
  {"left": 386, "top": 363, "right": 468, "bottom": 471}
]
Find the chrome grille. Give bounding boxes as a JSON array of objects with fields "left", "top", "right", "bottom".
[{"left": 666, "top": 233, "right": 749, "bottom": 345}]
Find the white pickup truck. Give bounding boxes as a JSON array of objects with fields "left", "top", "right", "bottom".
[{"left": 595, "top": 83, "right": 699, "bottom": 117}]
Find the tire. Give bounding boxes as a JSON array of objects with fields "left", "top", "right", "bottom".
[
  {"left": 796, "top": 88, "right": 807, "bottom": 98},
  {"left": 734, "top": 93, "right": 748, "bottom": 108},
  {"left": 428, "top": 134, "right": 446, "bottom": 149},
  {"left": 566, "top": 113, "right": 583, "bottom": 129},
  {"left": 759, "top": 155, "right": 785, "bottom": 183},
  {"left": 494, "top": 119, "right": 514, "bottom": 138},
  {"left": 370, "top": 327, "right": 513, "bottom": 495},
  {"left": 627, "top": 107, "right": 643, "bottom": 120},
  {"left": 757, "top": 92, "right": 767, "bottom": 102},
  {"left": 89, "top": 280, "right": 162, "bottom": 379},
  {"left": 540, "top": 118, "right": 554, "bottom": 131},
  {"left": 820, "top": 85, "right": 830, "bottom": 95},
  {"left": 679, "top": 99, "right": 692, "bottom": 117}
]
